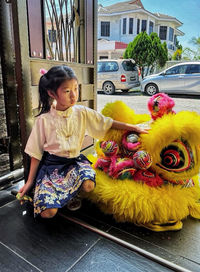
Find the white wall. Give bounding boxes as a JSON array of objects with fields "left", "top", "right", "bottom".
[{"left": 98, "top": 12, "right": 179, "bottom": 54}]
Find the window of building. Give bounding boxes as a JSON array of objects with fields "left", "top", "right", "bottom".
[
  {"left": 149, "top": 21, "right": 154, "bottom": 34},
  {"left": 159, "top": 26, "right": 167, "bottom": 40},
  {"left": 123, "top": 18, "right": 127, "bottom": 34},
  {"left": 101, "top": 21, "right": 110, "bottom": 37},
  {"left": 169, "top": 27, "right": 174, "bottom": 42},
  {"left": 129, "top": 18, "right": 134, "bottom": 34},
  {"left": 174, "top": 35, "right": 177, "bottom": 45},
  {"left": 48, "top": 29, "right": 57, "bottom": 42},
  {"left": 99, "top": 56, "right": 108, "bottom": 60},
  {"left": 168, "top": 44, "right": 174, "bottom": 50},
  {"left": 141, "top": 20, "right": 147, "bottom": 32},
  {"left": 137, "top": 19, "right": 140, "bottom": 34}
]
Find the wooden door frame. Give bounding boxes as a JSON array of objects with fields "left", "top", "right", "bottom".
[{"left": 0, "top": 0, "right": 97, "bottom": 178}]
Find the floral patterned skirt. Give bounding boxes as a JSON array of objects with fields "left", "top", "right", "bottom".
[{"left": 33, "top": 152, "right": 95, "bottom": 216}]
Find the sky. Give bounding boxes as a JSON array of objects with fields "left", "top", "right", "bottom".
[{"left": 98, "top": 0, "right": 200, "bottom": 50}]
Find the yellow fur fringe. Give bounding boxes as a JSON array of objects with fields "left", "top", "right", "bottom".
[
  {"left": 102, "top": 101, "right": 150, "bottom": 145},
  {"left": 85, "top": 102, "right": 200, "bottom": 226},
  {"left": 87, "top": 155, "right": 200, "bottom": 224}
]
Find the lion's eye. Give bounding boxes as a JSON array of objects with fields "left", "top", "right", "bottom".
[{"left": 157, "top": 139, "right": 194, "bottom": 173}]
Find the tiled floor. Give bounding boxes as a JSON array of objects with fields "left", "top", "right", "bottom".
[
  {"left": 0, "top": 181, "right": 199, "bottom": 272},
  {"left": 60, "top": 199, "right": 200, "bottom": 272},
  {"left": 0, "top": 201, "right": 172, "bottom": 272}
]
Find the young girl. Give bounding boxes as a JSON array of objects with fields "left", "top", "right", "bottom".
[{"left": 18, "top": 65, "right": 148, "bottom": 219}]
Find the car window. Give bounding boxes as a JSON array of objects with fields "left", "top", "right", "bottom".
[
  {"left": 186, "top": 64, "right": 200, "bottom": 74},
  {"left": 104, "top": 61, "right": 119, "bottom": 72},
  {"left": 97, "top": 62, "right": 105, "bottom": 72},
  {"left": 122, "top": 60, "right": 137, "bottom": 71},
  {"left": 165, "top": 65, "right": 187, "bottom": 75}
]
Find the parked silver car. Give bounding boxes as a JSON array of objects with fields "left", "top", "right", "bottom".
[
  {"left": 97, "top": 59, "right": 140, "bottom": 95},
  {"left": 141, "top": 62, "right": 200, "bottom": 96}
]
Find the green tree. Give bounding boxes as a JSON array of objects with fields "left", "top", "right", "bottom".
[
  {"left": 158, "top": 41, "right": 168, "bottom": 67},
  {"left": 190, "top": 36, "right": 200, "bottom": 47},
  {"left": 175, "top": 39, "right": 182, "bottom": 50},
  {"left": 149, "top": 33, "right": 168, "bottom": 73},
  {"left": 189, "top": 36, "right": 200, "bottom": 59},
  {"left": 172, "top": 48, "right": 182, "bottom": 60},
  {"left": 123, "top": 31, "right": 152, "bottom": 77},
  {"left": 124, "top": 32, "right": 168, "bottom": 77},
  {"left": 148, "top": 32, "right": 161, "bottom": 73},
  {"left": 182, "top": 47, "right": 196, "bottom": 60}
]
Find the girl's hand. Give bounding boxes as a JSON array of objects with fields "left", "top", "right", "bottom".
[
  {"left": 133, "top": 126, "right": 149, "bottom": 134},
  {"left": 16, "top": 193, "right": 32, "bottom": 204},
  {"left": 111, "top": 120, "right": 150, "bottom": 134},
  {"left": 18, "top": 182, "right": 33, "bottom": 198},
  {"left": 17, "top": 156, "right": 40, "bottom": 200}
]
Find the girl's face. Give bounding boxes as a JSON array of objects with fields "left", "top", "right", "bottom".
[{"left": 50, "top": 79, "right": 79, "bottom": 111}]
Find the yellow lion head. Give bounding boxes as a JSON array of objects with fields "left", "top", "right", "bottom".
[
  {"left": 87, "top": 101, "right": 200, "bottom": 231},
  {"left": 141, "top": 111, "right": 200, "bottom": 183}
]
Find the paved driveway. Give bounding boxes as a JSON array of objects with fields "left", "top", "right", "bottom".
[{"left": 97, "top": 91, "right": 200, "bottom": 115}]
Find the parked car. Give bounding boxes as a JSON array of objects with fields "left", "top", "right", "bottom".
[
  {"left": 141, "top": 62, "right": 200, "bottom": 96},
  {"left": 97, "top": 59, "right": 140, "bottom": 95}
]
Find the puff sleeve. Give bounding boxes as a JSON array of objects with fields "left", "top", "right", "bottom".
[{"left": 84, "top": 107, "right": 113, "bottom": 139}]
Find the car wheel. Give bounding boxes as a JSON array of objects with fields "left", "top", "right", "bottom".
[
  {"left": 121, "top": 89, "right": 129, "bottom": 93},
  {"left": 145, "top": 83, "right": 158, "bottom": 96},
  {"left": 103, "top": 82, "right": 115, "bottom": 95}
]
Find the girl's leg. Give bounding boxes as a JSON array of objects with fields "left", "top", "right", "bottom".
[
  {"left": 67, "top": 180, "right": 94, "bottom": 211},
  {"left": 40, "top": 208, "right": 58, "bottom": 218},
  {"left": 66, "top": 158, "right": 95, "bottom": 211},
  {"left": 76, "top": 157, "right": 96, "bottom": 193},
  {"left": 82, "top": 179, "right": 95, "bottom": 192}
]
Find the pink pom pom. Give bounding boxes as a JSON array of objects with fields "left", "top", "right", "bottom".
[
  {"left": 122, "top": 131, "right": 140, "bottom": 157},
  {"left": 148, "top": 93, "right": 175, "bottom": 120},
  {"left": 109, "top": 157, "right": 136, "bottom": 179},
  {"left": 40, "top": 68, "right": 48, "bottom": 75},
  {"left": 94, "top": 157, "right": 111, "bottom": 173}
]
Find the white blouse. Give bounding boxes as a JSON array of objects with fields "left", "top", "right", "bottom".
[{"left": 25, "top": 105, "right": 113, "bottom": 160}]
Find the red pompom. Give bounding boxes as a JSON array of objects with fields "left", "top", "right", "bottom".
[
  {"left": 100, "top": 141, "right": 119, "bottom": 157},
  {"left": 132, "top": 150, "right": 152, "bottom": 170},
  {"left": 134, "top": 169, "right": 164, "bottom": 187}
]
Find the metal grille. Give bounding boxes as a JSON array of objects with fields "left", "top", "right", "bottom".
[
  {"left": 0, "top": 59, "right": 10, "bottom": 176},
  {"left": 45, "top": 0, "right": 80, "bottom": 62}
]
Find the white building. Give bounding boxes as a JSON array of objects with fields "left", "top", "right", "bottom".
[{"left": 98, "top": 0, "right": 184, "bottom": 59}]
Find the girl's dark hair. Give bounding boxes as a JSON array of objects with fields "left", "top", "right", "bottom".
[{"left": 37, "top": 65, "right": 77, "bottom": 115}]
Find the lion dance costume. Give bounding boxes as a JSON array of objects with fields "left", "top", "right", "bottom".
[{"left": 85, "top": 93, "right": 200, "bottom": 231}]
